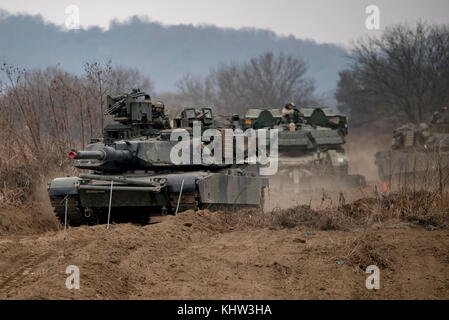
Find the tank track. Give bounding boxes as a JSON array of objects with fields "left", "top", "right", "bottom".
[
  {"left": 49, "top": 194, "right": 84, "bottom": 226},
  {"left": 169, "top": 192, "right": 199, "bottom": 213},
  {"left": 49, "top": 190, "right": 265, "bottom": 226}
]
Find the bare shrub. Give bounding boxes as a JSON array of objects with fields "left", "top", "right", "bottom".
[
  {"left": 344, "top": 233, "right": 393, "bottom": 270},
  {"left": 220, "top": 188, "right": 449, "bottom": 232},
  {"left": 219, "top": 205, "right": 354, "bottom": 231},
  {"left": 177, "top": 52, "right": 317, "bottom": 114},
  {"left": 337, "top": 22, "right": 449, "bottom": 133},
  {"left": 0, "top": 62, "right": 153, "bottom": 205}
]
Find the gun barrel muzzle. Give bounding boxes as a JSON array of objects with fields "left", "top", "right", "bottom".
[{"left": 69, "top": 150, "right": 105, "bottom": 160}]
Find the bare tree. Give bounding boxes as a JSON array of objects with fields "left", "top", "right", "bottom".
[
  {"left": 176, "top": 73, "right": 212, "bottom": 107},
  {"left": 84, "top": 60, "right": 113, "bottom": 131},
  {"left": 0, "top": 62, "right": 154, "bottom": 204},
  {"left": 109, "top": 66, "right": 154, "bottom": 95},
  {"left": 336, "top": 22, "right": 449, "bottom": 129},
  {"left": 177, "top": 52, "right": 316, "bottom": 114}
]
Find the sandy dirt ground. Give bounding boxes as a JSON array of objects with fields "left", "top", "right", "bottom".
[
  {"left": 266, "top": 181, "right": 381, "bottom": 210},
  {"left": 1, "top": 200, "right": 448, "bottom": 300}
]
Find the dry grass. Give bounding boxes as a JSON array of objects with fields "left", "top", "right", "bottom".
[
  {"left": 342, "top": 191, "right": 449, "bottom": 228},
  {"left": 331, "top": 232, "right": 394, "bottom": 271},
  {"left": 0, "top": 143, "right": 74, "bottom": 206},
  {"left": 0, "top": 63, "right": 151, "bottom": 206},
  {"left": 219, "top": 188, "right": 449, "bottom": 232},
  {"left": 220, "top": 205, "right": 359, "bottom": 231}
]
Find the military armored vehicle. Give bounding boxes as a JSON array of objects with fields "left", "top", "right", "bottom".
[
  {"left": 375, "top": 107, "right": 449, "bottom": 187},
  {"left": 172, "top": 107, "right": 240, "bottom": 131},
  {"left": 172, "top": 107, "right": 215, "bottom": 130},
  {"left": 243, "top": 106, "right": 365, "bottom": 189},
  {"left": 48, "top": 90, "right": 268, "bottom": 226}
]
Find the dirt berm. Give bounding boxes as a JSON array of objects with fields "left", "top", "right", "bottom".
[{"left": 0, "top": 203, "right": 448, "bottom": 299}]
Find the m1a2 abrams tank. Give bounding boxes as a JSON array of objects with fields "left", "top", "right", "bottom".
[
  {"left": 47, "top": 90, "right": 268, "bottom": 226},
  {"left": 243, "top": 105, "right": 366, "bottom": 190},
  {"left": 375, "top": 107, "right": 449, "bottom": 187}
]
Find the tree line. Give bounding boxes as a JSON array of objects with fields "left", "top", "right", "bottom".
[
  {"left": 176, "top": 52, "right": 317, "bottom": 114},
  {"left": 1, "top": 21, "right": 448, "bottom": 204},
  {"left": 336, "top": 22, "right": 449, "bottom": 131}
]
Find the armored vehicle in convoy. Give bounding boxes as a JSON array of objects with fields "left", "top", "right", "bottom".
[
  {"left": 172, "top": 107, "right": 215, "bottom": 130},
  {"left": 172, "top": 107, "right": 240, "bottom": 131},
  {"left": 47, "top": 90, "right": 268, "bottom": 225},
  {"left": 243, "top": 105, "right": 365, "bottom": 189},
  {"left": 375, "top": 107, "right": 449, "bottom": 186}
]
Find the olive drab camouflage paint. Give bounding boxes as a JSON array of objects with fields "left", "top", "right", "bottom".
[
  {"left": 47, "top": 90, "right": 268, "bottom": 226},
  {"left": 242, "top": 105, "right": 366, "bottom": 190},
  {"left": 375, "top": 106, "right": 449, "bottom": 187}
]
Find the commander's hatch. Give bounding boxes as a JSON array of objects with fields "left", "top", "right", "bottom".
[{"left": 173, "top": 108, "right": 214, "bottom": 129}]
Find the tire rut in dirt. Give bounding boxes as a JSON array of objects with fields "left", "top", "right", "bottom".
[{"left": 0, "top": 252, "right": 54, "bottom": 292}]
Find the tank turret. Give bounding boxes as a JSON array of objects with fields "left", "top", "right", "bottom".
[
  {"left": 375, "top": 106, "right": 449, "bottom": 184},
  {"left": 243, "top": 106, "right": 365, "bottom": 189}
]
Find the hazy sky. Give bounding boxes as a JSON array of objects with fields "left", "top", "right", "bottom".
[{"left": 1, "top": 0, "right": 448, "bottom": 45}]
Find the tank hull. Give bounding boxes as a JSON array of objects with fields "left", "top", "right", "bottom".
[
  {"left": 48, "top": 166, "right": 268, "bottom": 225},
  {"left": 271, "top": 148, "right": 366, "bottom": 191},
  {"left": 375, "top": 149, "right": 449, "bottom": 187}
]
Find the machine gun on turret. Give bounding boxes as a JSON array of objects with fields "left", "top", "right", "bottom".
[
  {"left": 105, "top": 89, "right": 148, "bottom": 116},
  {"left": 101, "top": 89, "right": 166, "bottom": 141}
]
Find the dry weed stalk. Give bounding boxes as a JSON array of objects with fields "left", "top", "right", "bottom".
[{"left": 0, "top": 62, "right": 152, "bottom": 206}]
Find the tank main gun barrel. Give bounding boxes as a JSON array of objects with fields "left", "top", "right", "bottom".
[
  {"left": 69, "top": 147, "right": 133, "bottom": 162},
  {"left": 69, "top": 150, "right": 104, "bottom": 160}
]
